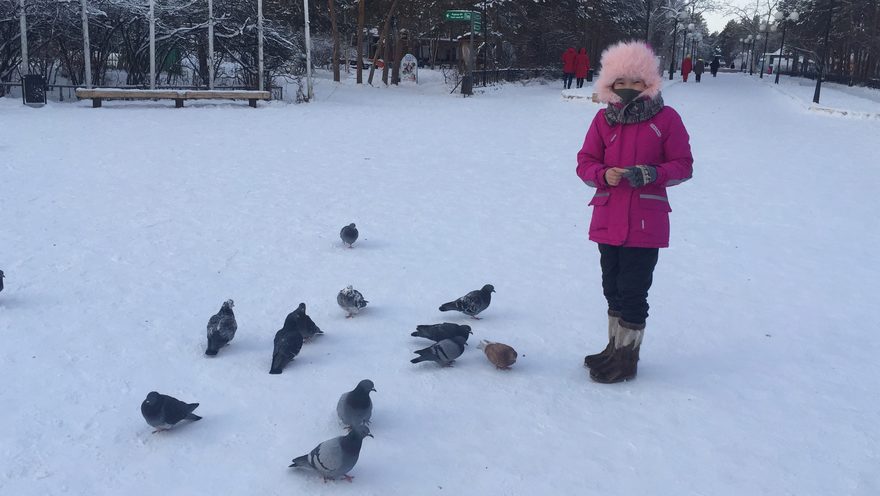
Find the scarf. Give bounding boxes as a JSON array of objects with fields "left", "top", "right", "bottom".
[{"left": 604, "top": 93, "right": 665, "bottom": 126}]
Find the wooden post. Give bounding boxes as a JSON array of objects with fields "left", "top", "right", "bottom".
[
  {"left": 258, "top": 0, "right": 264, "bottom": 91},
  {"left": 303, "top": 0, "right": 313, "bottom": 99},
  {"left": 149, "top": 0, "right": 155, "bottom": 89},
  {"left": 19, "top": 0, "right": 28, "bottom": 72},
  {"left": 208, "top": 0, "right": 214, "bottom": 89},
  {"left": 81, "top": 0, "right": 92, "bottom": 88}
]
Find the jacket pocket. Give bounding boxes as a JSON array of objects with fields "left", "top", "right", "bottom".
[
  {"left": 638, "top": 194, "right": 672, "bottom": 212},
  {"left": 589, "top": 192, "right": 611, "bottom": 206}
]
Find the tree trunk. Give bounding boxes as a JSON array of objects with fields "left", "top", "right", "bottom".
[
  {"left": 356, "top": 0, "right": 364, "bottom": 84},
  {"left": 392, "top": 29, "right": 407, "bottom": 85},
  {"left": 328, "top": 0, "right": 340, "bottom": 82},
  {"left": 367, "top": 0, "right": 398, "bottom": 85}
]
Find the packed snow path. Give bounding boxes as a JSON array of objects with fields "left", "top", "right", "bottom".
[{"left": 1, "top": 72, "right": 878, "bottom": 495}]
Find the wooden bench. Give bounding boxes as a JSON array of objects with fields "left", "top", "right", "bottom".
[{"left": 75, "top": 88, "right": 271, "bottom": 108}]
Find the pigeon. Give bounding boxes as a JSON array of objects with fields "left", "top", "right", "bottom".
[
  {"left": 140, "top": 391, "right": 202, "bottom": 433},
  {"left": 284, "top": 302, "right": 323, "bottom": 341},
  {"left": 205, "top": 299, "right": 237, "bottom": 356},
  {"left": 411, "top": 335, "right": 467, "bottom": 366},
  {"left": 270, "top": 322, "right": 304, "bottom": 375},
  {"left": 0, "top": 270, "right": 4, "bottom": 293},
  {"left": 337, "top": 286, "right": 368, "bottom": 318},
  {"left": 477, "top": 340, "right": 518, "bottom": 369},
  {"left": 340, "top": 223, "right": 359, "bottom": 248},
  {"left": 337, "top": 379, "right": 376, "bottom": 429},
  {"left": 438, "top": 284, "right": 495, "bottom": 319},
  {"left": 289, "top": 426, "right": 372, "bottom": 482},
  {"left": 411, "top": 323, "right": 472, "bottom": 343}
]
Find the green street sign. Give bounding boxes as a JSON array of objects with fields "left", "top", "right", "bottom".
[{"left": 445, "top": 10, "right": 481, "bottom": 22}]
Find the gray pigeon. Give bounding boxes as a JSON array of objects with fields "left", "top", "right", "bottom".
[
  {"left": 0, "top": 270, "right": 4, "bottom": 292},
  {"left": 140, "top": 391, "right": 201, "bottom": 433},
  {"left": 289, "top": 426, "right": 372, "bottom": 482},
  {"left": 337, "top": 286, "right": 368, "bottom": 318},
  {"left": 439, "top": 284, "right": 495, "bottom": 319},
  {"left": 411, "top": 323, "right": 472, "bottom": 343},
  {"left": 337, "top": 379, "right": 375, "bottom": 428},
  {"left": 411, "top": 335, "right": 467, "bottom": 366},
  {"left": 205, "top": 299, "right": 237, "bottom": 356},
  {"left": 340, "top": 223, "right": 359, "bottom": 248},
  {"left": 270, "top": 323, "right": 304, "bottom": 374},
  {"left": 284, "top": 302, "right": 323, "bottom": 341}
]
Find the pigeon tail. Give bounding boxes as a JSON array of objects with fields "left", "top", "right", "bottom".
[
  {"left": 438, "top": 302, "right": 458, "bottom": 312},
  {"left": 410, "top": 350, "right": 433, "bottom": 364},
  {"left": 205, "top": 348, "right": 219, "bottom": 356},
  {"left": 186, "top": 413, "right": 202, "bottom": 421}
]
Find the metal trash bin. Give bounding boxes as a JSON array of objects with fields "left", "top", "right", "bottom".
[{"left": 22, "top": 74, "right": 47, "bottom": 107}]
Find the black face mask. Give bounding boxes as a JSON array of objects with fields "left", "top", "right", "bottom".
[{"left": 613, "top": 88, "right": 642, "bottom": 106}]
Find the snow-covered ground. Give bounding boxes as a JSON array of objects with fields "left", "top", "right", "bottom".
[{"left": 1, "top": 70, "right": 879, "bottom": 495}]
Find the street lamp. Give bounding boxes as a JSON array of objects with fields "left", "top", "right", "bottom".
[
  {"left": 687, "top": 23, "right": 695, "bottom": 59},
  {"left": 814, "top": 0, "right": 836, "bottom": 103},
  {"left": 668, "top": 11, "right": 688, "bottom": 80},
  {"left": 774, "top": 11, "right": 799, "bottom": 84},
  {"left": 747, "top": 35, "right": 755, "bottom": 75},
  {"left": 758, "top": 22, "right": 771, "bottom": 78}
]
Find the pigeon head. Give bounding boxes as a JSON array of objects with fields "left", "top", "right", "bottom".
[
  {"left": 143, "top": 391, "right": 161, "bottom": 406},
  {"left": 350, "top": 424, "right": 373, "bottom": 439},
  {"left": 296, "top": 303, "right": 306, "bottom": 314},
  {"left": 223, "top": 299, "right": 234, "bottom": 309},
  {"left": 348, "top": 223, "right": 356, "bottom": 229},
  {"left": 356, "top": 379, "right": 376, "bottom": 393},
  {"left": 462, "top": 325, "right": 473, "bottom": 335},
  {"left": 481, "top": 284, "right": 495, "bottom": 293}
]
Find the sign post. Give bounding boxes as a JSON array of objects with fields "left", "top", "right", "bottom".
[{"left": 444, "top": 10, "right": 482, "bottom": 96}]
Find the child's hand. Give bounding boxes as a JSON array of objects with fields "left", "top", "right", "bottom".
[{"left": 604, "top": 167, "right": 628, "bottom": 186}]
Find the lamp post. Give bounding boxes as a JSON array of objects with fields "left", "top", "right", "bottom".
[
  {"left": 693, "top": 33, "right": 702, "bottom": 58},
  {"left": 813, "top": 0, "right": 836, "bottom": 103},
  {"left": 750, "top": 35, "right": 759, "bottom": 75},
  {"left": 774, "top": 11, "right": 799, "bottom": 84},
  {"left": 668, "top": 11, "right": 687, "bottom": 80},
  {"left": 686, "top": 23, "right": 695, "bottom": 61},
  {"left": 758, "top": 22, "right": 770, "bottom": 78}
]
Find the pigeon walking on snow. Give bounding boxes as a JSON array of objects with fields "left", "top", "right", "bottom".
[
  {"left": 205, "top": 299, "right": 237, "bottom": 356},
  {"left": 340, "top": 223, "right": 359, "bottom": 248},
  {"left": 140, "top": 391, "right": 202, "bottom": 433},
  {"left": 289, "top": 426, "right": 372, "bottom": 482},
  {"left": 337, "top": 286, "right": 368, "bottom": 318},
  {"left": 411, "top": 336, "right": 467, "bottom": 366},
  {"left": 337, "top": 379, "right": 376, "bottom": 428},
  {"left": 284, "top": 303, "right": 323, "bottom": 341},
  {"left": 439, "top": 284, "right": 495, "bottom": 319},
  {"left": 270, "top": 322, "right": 304, "bottom": 375},
  {"left": 477, "top": 340, "right": 518, "bottom": 369},
  {"left": 411, "top": 323, "right": 472, "bottom": 343}
]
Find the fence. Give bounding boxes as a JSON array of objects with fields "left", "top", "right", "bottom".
[{"left": 0, "top": 82, "right": 283, "bottom": 102}]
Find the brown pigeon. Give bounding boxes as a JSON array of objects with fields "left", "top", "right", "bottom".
[{"left": 477, "top": 340, "right": 517, "bottom": 369}]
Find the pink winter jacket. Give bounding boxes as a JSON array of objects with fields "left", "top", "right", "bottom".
[{"left": 576, "top": 106, "right": 693, "bottom": 248}]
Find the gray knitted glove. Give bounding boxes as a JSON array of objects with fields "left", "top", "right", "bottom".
[{"left": 622, "top": 165, "right": 657, "bottom": 188}]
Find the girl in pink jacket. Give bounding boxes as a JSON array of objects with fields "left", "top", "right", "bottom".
[{"left": 576, "top": 41, "right": 693, "bottom": 383}]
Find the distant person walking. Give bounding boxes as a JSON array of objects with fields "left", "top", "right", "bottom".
[
  {"left": 694, "top": 58, "right": 705, "bottom": 82},
  {"left": 575, "top": 48, "right": 591, "bottom": 88},
  {"left": 681, "top": 55, "right": 693, "bottom": 82},
  {"left": 562, "top": 47, "right": 577, "bottom": 89},
  {"left": 710, "top": 57, "right": 720, "bottom": 77}
]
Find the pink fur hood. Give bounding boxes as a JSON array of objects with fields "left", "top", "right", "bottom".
[{"left": 594, "top": 41, "right": 663, "bottom": 104}]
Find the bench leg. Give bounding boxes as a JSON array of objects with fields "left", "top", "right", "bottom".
[
  {"left": 93, "top": 98, "right": 102, "bottom": 108},
  {"left": 175, "top": 99, "right": 184, "bottom": 108},
  {"left": 249, "top": 99, "right": 257, "bottom": 108}
]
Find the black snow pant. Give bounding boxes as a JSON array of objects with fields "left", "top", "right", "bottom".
[
  {"left": 564, "top": 73, "right": 574, "bottom": 89},
  {"left": 598, "top": 243, "right": 659, "bottom": 326},
  {"left": 576, "top": 77, "right": 585, "bottom": 88},
  {"left": 695, "top": 73, "right": 702, "bottom": 82}
]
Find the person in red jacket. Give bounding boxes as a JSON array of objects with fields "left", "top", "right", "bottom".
[
  {"left": 562, "top": 47, "right": 577, "bottom": 89},
  {"left": 681, "top": 55, "right": 693, "bottom": 82},
  {"left": 576, "top": 41, "right": 694, "bottom": 383},
  {"left": 574, "top": 48, "right": 591, "bottom": 88}
]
